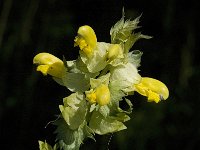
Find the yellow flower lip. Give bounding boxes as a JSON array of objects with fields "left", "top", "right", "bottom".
[
  {"left": 86, "top": 90, "right": 96, "bottom": 104},
  {"left": 86, "top": 84, "right": 110, "bottom": 106},
  {"left": 33, "top": 52, "right": 64, "bottom": 78},
  {"left": 74, "top": 25, "right": 97, "bottom": 57},
  {"left": 134, "top": 77, "right": 169, "bottom": 103}
]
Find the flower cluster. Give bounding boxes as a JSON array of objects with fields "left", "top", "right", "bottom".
[{"left": 34, "top": 13, "right": 169, "bottom": 150}]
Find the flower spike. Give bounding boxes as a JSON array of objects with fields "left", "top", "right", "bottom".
[{"left": 35, "top": 11, "right": 169, "bottom": 150}]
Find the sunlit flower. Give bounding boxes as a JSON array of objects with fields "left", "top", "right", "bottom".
[
  {"left": 86, "top": 84, "right": 110, "bottom": 106},
  {"left": 134, "top": 77, "right": 169, "bottom": 103},
  {"left": 33, "top": 53, "right": 65, "bottom": 78},
  {"left": 74, "top": 25, "right": 97, "bottom": 57}
]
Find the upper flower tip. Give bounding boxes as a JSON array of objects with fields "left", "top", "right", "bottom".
[
  {"left": 134, "top": 77, "right": 169, "bottom": 103},
  {"left": 33, "top": 52, "right": 63, "bottom": 65},
  {"left": 74, "top": 25, "right": 97, "bottom": 57},
  {"left": 33, "top": 53, "right": 64, "bottom": 78}
]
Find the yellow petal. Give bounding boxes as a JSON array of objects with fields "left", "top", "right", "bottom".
[
  {"left": 78, "top": 25, "right": 97, "bottom": 49},
  {"left": 33, "top": 53, "right": 63, "bottom": 65},
  {"left": 147, "top": 90, "right": 160, "bottom": 103},
  {"left": 95, "top": 84, "right": 110, "bottom": 106},
  {"left": 33, "top": 53, "right": 64, "bottom": 78},
  {"left": 36, "top": 65, "right": 49, "bottom": 75},
  {"left": 47, "top": 61, "right": 65, "bottom": 78},
  {"left": 134, "top": 77, "right": 169, "bottom": 103},
  {"left": 74, "top": 25, "right": 97, "bottom": 57},
  {"left": 107, "top": 44, "right": 123, "bottom": 61},
  {"left": 86, "top": 91, "right": 97, "bottom": 104}
]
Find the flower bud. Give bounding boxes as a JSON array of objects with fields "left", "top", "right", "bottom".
[
  {"left": 85, "top": 84, "right": 111, "bottom": 106},
  {"left": 107, "top": 44, "right": 122, "bottom": 61}
]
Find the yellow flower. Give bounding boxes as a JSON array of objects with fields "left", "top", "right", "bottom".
[
  {"left": 86, "top": 84, "right": 110, "bottom": 106},
  {"left": 74, "top": 25, "right": 97, "bottom": 57},
  {"left": 33, "top": 53, "right": 65, "bottom": 78},
  {"left": 134, "top": 77, "right": 169, "bottom": 103}
]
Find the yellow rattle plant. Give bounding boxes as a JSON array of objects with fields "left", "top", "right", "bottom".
[{"left": 35, "top": 10, "right": 169, "bottom": 150}]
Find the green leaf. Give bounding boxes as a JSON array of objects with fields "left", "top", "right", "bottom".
[
  {"left": 38, "top": 140, "right": 58, "bottom": 150},
  {"left": 83, "top": 124, "right": 96, "bottom": 141},
  {"left": 124, "top": 33, "right": 151, "bottom": 54},
  {"left": 117, "top": 98, "right": 133, "bottom": 115},
  {"left": 108, "top": 80, "right": 126, "bottom": 112},
  {"left": 127, "top": 50, "right": 143, "bottom": 68},
  {"left": 89, "top": 111, "right": 127, "bottom": 135},
  {"left": 58, "top": 140, "right": 77, "bottom": 150},
  {"left": 89, "top": 104, "right": 96, "bottom": 112},
  {"left": 54, "top": 119, "right": 75, "bottom": 145},
  {"left": 80, "top": 42, "right": 109, "bottom": 73},
  {"left": 124, "top": 98, "right": 133, "bottom": 113},
  {"left": 52, "top": 77, "right": 64, "bottom": 86},
  {"left": 54, "top": 119, "right": 95, "bottom": 150},
  {"left": 110, "top": 12, "right": 152, "bottom": 55},
  {"left": 62, "top": 72, "right": 90, "bottom": 92},
  {"left": 75, "top": 57, "right": 100, "bottom": 78},
  {"left": 113, "top": 113, "right": 130, "bottom": 122},
  {"left": 110, "top": 13, "right": 140, "bottom": 44},
  {"left": 90, "top": 73, "right": 110, "bottom": 89},
  {"left": 110, "top": 62, "right": 141, "bottom": 93},
  {"left": 109, "top": 80, "right": 126, "bottom": 101},
  {"left": 98, "top": 105, "right": 110, "bottom": 118},
  {"left": 60, "top": 93, "right": 88, "bottom": 130}
]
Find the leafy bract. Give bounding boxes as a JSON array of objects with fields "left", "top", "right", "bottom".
[
  {"left": 75, "top": 57, "right": 100, "bottom": 78},
  {"left": 98, "top": 105, "right": 110, "bottom": 118},
  {"left": 62, "top": 72, "right": 90, "bottom": 92},
  {"left": 124, "top": 33, "right": 151, "bottom": 54},
  {"left": 90, "top": 73, "right": 110, "bottom": 89},
  {"left": 54, "top": 119, "right": 75, "bottom": 145},
  {"left": 80, "top": 42, "right": 109, "bottom": 73},
  {"left": 110, "top": 14, "right": 140, "bottom": 44},
  {"left": 110, "top": 62, "right": 141, "bottom": 93},
  {"left": 110, "top": 12, "right": 151, "bottom": 54},
  {"left": 117, "top": 98, "right": 133, "bottom": 114},
  {"left": 127, "top": 50, "right": 143, "bottom": 68},
  {"left": 59, "top": 93, "right": 87, "bottom": 130},
  {"left": 54, "top": 119, "right": 94, "bottom": 150},
  {"left": 39, "top": 140, "right": 58, "bottom": 150},
  {"left": 89, "top": 111, "right": 127, "bottom": 135}
]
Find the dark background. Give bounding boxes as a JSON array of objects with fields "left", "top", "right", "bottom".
[{"left": 0, "top": 0, "right": 200, "bottom": 149}]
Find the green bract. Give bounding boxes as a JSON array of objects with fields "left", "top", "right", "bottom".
[
  {"left": 80, "top": 42, "right": 109, "bottom": 73},
  {"left": 110, "top": 62, "right": 141, "bottom": 93},
  {"left": 35, "top": 11, "right": 169, "bottom": 150}
]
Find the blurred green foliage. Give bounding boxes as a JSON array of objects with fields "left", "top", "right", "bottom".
[{"left": 0, "top": 0, "right": 199, "bottom": 149}]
